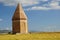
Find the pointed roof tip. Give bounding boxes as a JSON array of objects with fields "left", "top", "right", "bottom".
[
  {"left": 12, "top": 2, "right": 27, "bottom": 20},
  {"left": 17, "top": 3, "right": 20, "bottom": 5},
  {"left": 17, "top": 3, "right": 20, "bottom": 7},
  {"left": 17, "top": 2, "right": 22, "bottom": 6},
  {"left": 18, "top": 2, "right": 21, "bottom": 4},
  {"left": 17, "top": 3, "right": 23, "bottom": 9}
]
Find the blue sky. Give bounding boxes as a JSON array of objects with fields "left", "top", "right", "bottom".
[{"left": 0, "top": 0, "right": 60, "bottom": 32}]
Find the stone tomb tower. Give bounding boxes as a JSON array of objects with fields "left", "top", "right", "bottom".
[{"left": 12, "top": 3, "right": 28, "bottom": 34}]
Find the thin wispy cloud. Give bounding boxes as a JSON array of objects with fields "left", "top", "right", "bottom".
[
  {"left": 40, "top": 25, "right": 60, "bottom": 32},
  {"left": 44, "top": 25, "right": 57, "bottom": 32},
  {"left": 5, "top": 27, "right": 11, "bottom": 30},
  {"left": 0, "top": 27, "right": 11, "bottom": 30}
]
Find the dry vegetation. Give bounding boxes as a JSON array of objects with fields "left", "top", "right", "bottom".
[{"left": 0, "top": 32, "right": 60, "bottom": 40}]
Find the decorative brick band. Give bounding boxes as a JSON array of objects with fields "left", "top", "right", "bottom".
[{"left": 12, "top": 18, "right": 27, "bottom": 21}]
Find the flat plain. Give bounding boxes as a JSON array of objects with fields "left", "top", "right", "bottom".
[{"left": 0, "top": 32, "right": 60, "bottom": 40}]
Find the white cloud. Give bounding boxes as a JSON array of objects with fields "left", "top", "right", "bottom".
[
  {"left": 49, "top": 1, "right": 60, "bottom": 8},
  {"left": 1, "top": 0, "right": 18, "bottom": 6},
  {"left": 49, "top": 1, "right": 60, "bottom": 9},
  {"left": 26, "top": 6, "right": 50, "bottom": 11},
  {"left": 25, "top": 0, "right": 60, "bottom": 10},
  {"left": 0, "top": 0, "right": 40, "bottom": 6},
  {"left": 0, "top": 0, "right": 48, "bottom": 6},
  {"left": 0, "top": 19, "right": 3, "bottom": 21},
  {"left": 0, "top": 0, "right": 60, "bottom": 10},
  {"left": 20, "top": 0, "right": 39, "bottom": 6}
]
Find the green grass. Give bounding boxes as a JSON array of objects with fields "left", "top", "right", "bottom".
[{"left": 0, "top": 32, "right": 60, "bottom": 40}]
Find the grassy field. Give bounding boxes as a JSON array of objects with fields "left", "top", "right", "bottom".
[{"left": 0, "top": 32, "right": 60, "bottom": 40}]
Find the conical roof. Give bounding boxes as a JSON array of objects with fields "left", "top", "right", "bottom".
[{"left": 12, "top": 3, "right": 27, "bottom": 20}]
